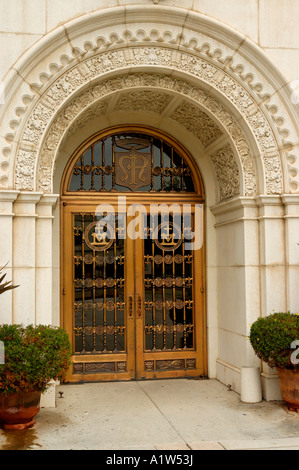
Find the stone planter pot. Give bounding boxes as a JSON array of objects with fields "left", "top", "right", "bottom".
[
  {"left": 0, "top": 391, "right": 41, "bottom": 430},
  {"left": 276, "top": 368, "right": 299, "bottom": 412}
]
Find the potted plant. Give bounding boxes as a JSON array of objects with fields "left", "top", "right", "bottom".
[
  {"left": 0, "top": 324, "right": 72, "bottom": 430},
  {"left": 249, "top": 312, "right": 299, "bottom": 411}
]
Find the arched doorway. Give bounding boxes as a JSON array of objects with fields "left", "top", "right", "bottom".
[
  {"left": 1, "top": 4, "right": 297, "bottom": 400},
  {"left": 60, "top": 125, "right": 206, "bottom": 382}
]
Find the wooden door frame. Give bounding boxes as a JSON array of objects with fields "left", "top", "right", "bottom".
[{"left": 60, "top": 125, "right": 207, "bottom": 382}]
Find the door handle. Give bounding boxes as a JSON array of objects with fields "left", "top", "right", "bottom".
[
  {"left": 137, "top": 296, "right": 142, "bottom": 318},
  {"left": 128, "top": 295, "right": 133, "bottom": 317}
]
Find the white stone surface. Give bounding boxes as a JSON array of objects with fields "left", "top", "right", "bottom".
[
  {"left": 35, "top": 195, "right": 58, "bottom": 325},
  {"left": 193, "top": 0, "right": 259, "bottom": 43},
  {"left": 12, "top": 193, "right": 41, "bottom": 324},
  {"left": 0, "top": 0, "right": 46, "bottom": 34},
  {"left": 259, "top": 0, "right": 299, "bottom": 48},
  {"left": 40, "top": 381, "right": 56, "bottom": 408},
  {"left": 240, "top": 366, "right": 262, "bottom": 403},
  {"left": 0, "top": 191, "right": 19, "bottom": 323},
  {"left": 0, "top": 33, "right": 43, "bottom": 81},
  {"left": 46, "top": 0, "right": 118, "bottom": 32},
  {"left": 286, "top": 266, "right": 299, "bottom": 313},
  {"left": 264, "top": 48, "right": 299, "bottom": 83}
]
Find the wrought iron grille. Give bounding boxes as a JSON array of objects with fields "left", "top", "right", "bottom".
[
  {"left": 144, "top": 213, "right": 195, "bottom": 351},
  {"left": 73, "top": 213, "right": 126, "bottom": 354},
  {"left": 68, "top": 133, "right": 195, "bottom": 193}
]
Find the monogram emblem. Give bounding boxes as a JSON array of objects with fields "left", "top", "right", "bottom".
[
  {"left": 153, "top": 222, "right": 182, "bottom": 252},
  {"left": 115, "top": 138, "right": 151, "bottom": 190},
  {"left": 84, "top": 221, "right": 114, "bottom": 252}
]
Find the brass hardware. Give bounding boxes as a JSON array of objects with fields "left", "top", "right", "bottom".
[
  {"left": 128, "top": 295, "right": 133, "bottom": 317},
  {"left": 67, "top": 131, "right": 196, "bottom": 193},
  {"left": 115, "top": 150, "right": 152, "bottom": 191},
  {"left": 62, "top": 127, "right": 206, "bottom": 383},
  {"left": 84, "top": 221, "right": 114, "bottom": 252},
  {"left": 138, "top": 296, "right": 142, "bottom": 317}
]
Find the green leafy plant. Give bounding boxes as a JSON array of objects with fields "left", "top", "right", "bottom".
[
  {"left": 0, "top": 324, "right": 72, "bottom": 395},
  {"left": 0, "top": 264, "right": 18, "bottom": 295},
  {"left": 249, "top": 312, "right": 299, "bottom": 370}
]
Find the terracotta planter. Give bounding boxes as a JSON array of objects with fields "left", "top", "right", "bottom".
[
  {"left": 276, "top": 368, "right": 299, "bottom": 412},
  {"left": 0, "top": 391, "right": 41, "bottom": 430}
]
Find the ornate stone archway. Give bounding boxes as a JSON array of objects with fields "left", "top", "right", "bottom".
[
  {"left": 0, "top": 5, "right": 298, "bottom": 401},
  {"left": 0, "top": 6, "right": 298, "bottom": 196}
]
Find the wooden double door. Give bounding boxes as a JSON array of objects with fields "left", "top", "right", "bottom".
[{"left": 62, "top": 197, "right": 206, "bottom": 382}]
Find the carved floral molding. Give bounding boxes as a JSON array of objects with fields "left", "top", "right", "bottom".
[
  {"left": 14, "top": 44, "right": 279, "bottom": 197},
  {"left": 211, "top": 144, "right": 240, "bottom": 201},
  {"left": 1, "top": 16, "right": 296, "bottom": 198},
  {"left": 34, "top": 72, "right": 258, "bottom": 198}
]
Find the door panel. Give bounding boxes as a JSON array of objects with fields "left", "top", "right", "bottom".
[
  {"left": 63, "top": 204, "right": 135, "bottom": 382},
  {"left": 62, "top": 202, "right": 205, "bottom": 382},
  {"left": 135, "top": 212, "right": 205, "bottom": 379}
]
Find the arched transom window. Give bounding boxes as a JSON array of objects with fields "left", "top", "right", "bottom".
[{"left": 67, "top": 130, "right": 196, "bottom": 193}]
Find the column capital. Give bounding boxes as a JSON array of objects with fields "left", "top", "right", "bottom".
[
  {"left": 211, "top": 196, "right": 257, "bottom": 216},
  {"left": 14, "top": 192, "right": 43, "bottom": 217},
  {"left": 37, "top": 194, "right": 59, "bottom": 218},
  {"left": 255, "top": 195, "right": 282, "bottom": 207},
  {"left": 281, "top": 194, "right": 299, "bottom": 217},
  {"left": 281, "top": 194, "right": 299, "bottom": 205},
  {"left": 15, "top": 191, "right": 43, "bottom": 204},
  {"left": 0, "top": 190, "right": 20, "bottom": 203},
  {"left": 38, "top": 194, "right": 59, "bottom": 207}
]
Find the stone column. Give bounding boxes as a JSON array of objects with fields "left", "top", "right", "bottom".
[
  {"left": 257, "top": 195, "right": 286, "bottom": 400},
  {"left": 211, "top": 197, "right": 260, "bottom": 393},
  {"left": 36, "top": 194, "right": 59, "bottom": 409},
  {"left": 12, "top": 192, "right": 42, "bottom": 325},
  {"left": 0, "top": 190, "right": 19, "bottom": 324},
  {"left": 35, "top": 194, "right": 59, "bottom": 325},
  {"left": 282, "top": 195, "right": 299, "bottom": 313}
]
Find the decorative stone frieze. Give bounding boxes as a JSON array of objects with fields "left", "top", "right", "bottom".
[
  {"left": 0, "top": 7, "right": 297, "bottom": 198},
  {"left": 12, "top": 45, "right": 283, "bottom": 196},
  {"left": 35, "top": 73, "right": 257, "bottom": 197},
  {"left": 170, "top": 100, "right": 223, "bottom": 148},
  {"left": 210, "top": 144, "right": 240, "bottom": 201}
]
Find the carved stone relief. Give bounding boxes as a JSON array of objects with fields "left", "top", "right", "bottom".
[
  {"left": 115, "top": 89, "right": 172, "bottom": 114},
  {"left": 15, "top": 149, "right": 37, "bottom": 191},
  {"left": 210, "top": 144, "right": 240, "bottom": 201},
  {"left": 34, "top": 73, "right": 257, "bottom": 197},
  {"left": 2, "top": 38, "right": 289, "bottom": 197},
  {"left": 33, "top": 72, "right": 259, "bottom": 198},
  {"left": 170, "top": 100, "right": 223, "bottom": 147}
]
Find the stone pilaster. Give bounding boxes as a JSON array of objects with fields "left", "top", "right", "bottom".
[
  {"left": 256, "top": 195, "right": 286, "bottom": 400},
  {"left": 12, "top": 192, "right": 42, "bottom": 324},
  {"left": 282, "top": 195, "right": 299, "bottom": 313},
  {"left": 0, "top": 190, "right": 19, "bottom": 324},
  {"left": 35, "top": 194, "right": 59, "bottom": 325}
]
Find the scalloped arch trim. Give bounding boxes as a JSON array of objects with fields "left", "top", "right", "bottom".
[{"left": 0, "top": 5, "right": 298, "bottom": 195}]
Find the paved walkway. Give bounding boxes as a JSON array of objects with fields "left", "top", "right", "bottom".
[{"left": 1, "top": 379, "right": 299, "bottom": 450}]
